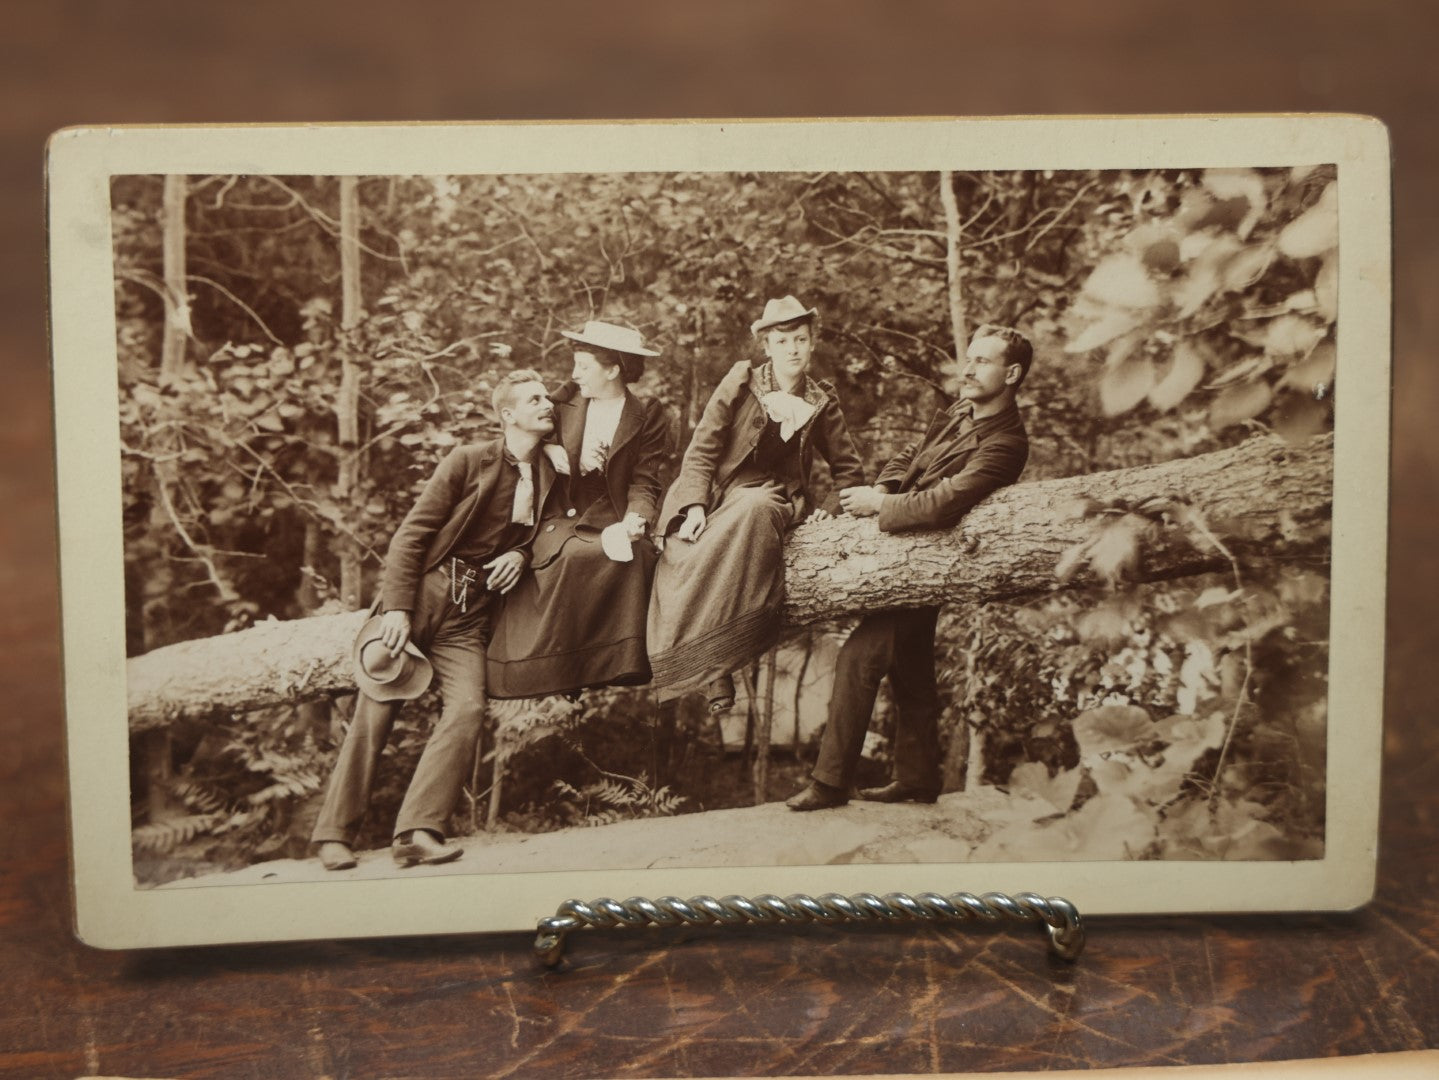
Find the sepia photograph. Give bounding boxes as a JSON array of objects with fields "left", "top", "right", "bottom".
[{"left": 48, "top": 118, "right": 1389, "bottom": 946}]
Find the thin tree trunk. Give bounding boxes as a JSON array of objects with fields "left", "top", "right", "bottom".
[
  {"left": 145, "top": 173, "right": 190, "bottom": 818},
  {"left": 939, "top": 170, "right": 967, "bottom": 356},
  {"left": 791, "top": 633, "right": 814, "bottom": 746},
  {"left": 965, "top": 726, "right": 986, "bottom": 791},
  {"left": 159, "top": 174, "right": 189, "bottom": 378},
  {"left": 754, "top": 650, "right": 776, "bottom": 804},
  {"left": 945, "top": 715, "right": 972, "bottom": 793},
  {"left": 142, "top": 730, "right": 174, "bottom": 822},
  {"left": 738, "top": 666, "right": 756, "bottom": 778},
  {"left": 487, "top": 755, "right": 504, "bottom": 830},
  {"left": 336, "top": 176, "right": 364, "bottom": 609},
  {"left": 653, "top": 699, "right": 677, "bottom": 790},
  {"left": 295, "top": 518, "right": 333, "bottom": 740},
  {"left": 471, "top": 721, "right": 487, "bottom": 833}
]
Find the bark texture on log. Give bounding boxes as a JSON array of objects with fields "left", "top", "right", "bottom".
[
  {"left": 781, "top": 433, "right": 1330, "bottom": 622},
  {"left": 128, "top": 608, "right": 370, "bottom": 731},
  {"left": 126, "top": 434, "right": 1331, "bottom": 730}
]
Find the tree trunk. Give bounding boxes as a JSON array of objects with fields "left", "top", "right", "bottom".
[
  {"left": 965, "top": 726, "right": 987, "bottom": 791},
  {"left": 159, "top": 174, "right": 189, "bottom": 378},
  {"left": 144, "top": 173, "right": 190, "bottom": 815},
  {"left": 753, "top": 650, "right": 776, "bottom": 804},
  {"left": 126, "top": 434, "right": 1332, "bottom": 730},
  {"left": 336, "top": 176, "right": 364, "bottom": 609},
  {"left": 939, "top": 170, "right": 967, "bottom": 355},
  {"left": 652, "top": 699, "right": 677, "bottom": 790},
  {"left": 943, "top": 714, "right": 972, "bottom": 793},
  {"left": 486, "top": 755, "right": 504, "bottom": 830},
  {"left": 790, "top": 633, "right": 813, "bottom": 746}
]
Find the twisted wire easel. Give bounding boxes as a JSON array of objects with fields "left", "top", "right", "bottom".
[{"left": 535, "top": 890, "right": 1084, "bottom": 966}]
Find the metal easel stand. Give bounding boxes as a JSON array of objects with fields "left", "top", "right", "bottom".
[{"left": 535, "top": 890, "right": 1084, "bottom": 967}]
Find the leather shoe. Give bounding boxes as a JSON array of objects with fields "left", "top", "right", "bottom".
[
  {"left": 706, "top": 674, "right": 736, "bottom": 715},
  {"left": 317, "top": 841, "right": 357, "bottom": 871},
  {"left": 392, "top": 830, "right": 464, "bottom": 868},
  {"left": 786, "top": 781, "right": 848, "bottom": 812},
  {"left": 855, "top": 781, "right": 940, "bottom": 804}
]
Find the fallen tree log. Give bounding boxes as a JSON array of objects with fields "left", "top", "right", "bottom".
[{"left": 127, "top": 434, "right": 1331, "bottom": 731}]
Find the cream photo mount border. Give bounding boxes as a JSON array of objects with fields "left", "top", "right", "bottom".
[{"left": 47, "top": 115, "right": 1390, "bottom": 949}]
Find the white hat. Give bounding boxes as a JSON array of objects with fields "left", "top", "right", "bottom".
[
  {"left": 750, "top": 295, "right": 818, "bottom": 337},
  {"left": 560, "top": 320, "right": 660, "bottom": 357}
]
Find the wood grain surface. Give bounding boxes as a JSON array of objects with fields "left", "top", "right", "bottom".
[{"left": 3, "top": 2, "right": 1437, "bottom": 1076}]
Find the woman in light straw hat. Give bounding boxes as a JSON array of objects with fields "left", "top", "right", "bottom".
[
  {"left": 647, "top": 296, "right": 866, "bottom": 712},
  {"left": 486, "top": 320, "right": 672, "bottom": 698}
]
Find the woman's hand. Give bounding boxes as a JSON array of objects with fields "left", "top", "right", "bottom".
[
  {"left": 676, "top": 505, "right": 707, "bottom": 542},
  {"left": 622, "top": 511, "right": 649, "bottom": 540}
]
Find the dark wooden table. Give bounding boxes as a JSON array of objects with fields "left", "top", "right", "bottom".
[{"left": 3, "top": 3, "right": 1437, "bottom": 1076}]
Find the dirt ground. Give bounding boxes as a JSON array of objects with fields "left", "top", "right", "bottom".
[{"left": 160, "top": 787, "right": 1018, "bottom": 888}]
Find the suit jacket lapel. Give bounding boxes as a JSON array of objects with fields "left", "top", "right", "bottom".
[
  {"left": 918, "top": 428, "right": 982, "bottom": 485},
  {"left": 558, "top": 396, "right": 587, "bottom": 475},
  {"left": 910, "top": 404, "right": 1020, "bottom": 489},
  {"left": 902, "top": 409, "right": 956, "bottom": 489},
  {"left": 449, "top": 443, "right": 502, "bottom": 546},
  {"left": 607, "top": 390, "right": 643, "bottom": 460}
]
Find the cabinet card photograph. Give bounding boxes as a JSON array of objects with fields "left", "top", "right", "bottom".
[{"left": 48, "top": 116, "right": 1390, "bottom": 948}]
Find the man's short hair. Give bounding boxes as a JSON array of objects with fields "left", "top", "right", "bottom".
[
  {"left": 572, "top": 343, "right": 645, "bottom": 385},
  {"left": 972, "top": 323, "right": 1033, "bottom": 387},
  {"left": 492, "top": 368, "right": 545, "bottom": 418}
]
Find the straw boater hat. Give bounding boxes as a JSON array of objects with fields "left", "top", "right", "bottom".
[
  {"left": 351, "top": 615, "right": 433, "bottom": 702},
  {"left": 750, "top": 295, "right": 818, "bottom": 337},
  {"left": 560, "top": 320, "right": 660, "bottom": 357}
]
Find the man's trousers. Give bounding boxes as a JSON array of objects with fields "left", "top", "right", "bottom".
[
  {"left": 311, "top": 566, "right": 492, "bottom": 846},
  {"left": 811, "top": 606, "right": 943, "bottom": 793}
]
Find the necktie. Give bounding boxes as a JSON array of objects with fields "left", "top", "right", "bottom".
[{"left": 511, "top": 460, "right": 535, "bottom": 525}]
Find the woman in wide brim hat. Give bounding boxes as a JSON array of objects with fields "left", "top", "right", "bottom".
[
  {"left": 647, "top": 296, "right": 866, "bottom": 710},
  {"left": 486, "top": 320, "right": 673, "bottom": 698}
]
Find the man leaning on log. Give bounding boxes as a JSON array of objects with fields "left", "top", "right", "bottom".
[
  {"left": 311, "top": 370, "right": 567, "bottom": 871},
  {"left": 787, "top": 324, "right": 1033, "bottom": 812}
]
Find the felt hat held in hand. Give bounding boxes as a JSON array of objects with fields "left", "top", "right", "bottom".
[{"left": 351, "top": 615, "right": 433, "bottom": 702}]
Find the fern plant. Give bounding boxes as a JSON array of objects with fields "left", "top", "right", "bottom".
[{"left": 131, "top": 706, "right": 333, "bottom": 879}]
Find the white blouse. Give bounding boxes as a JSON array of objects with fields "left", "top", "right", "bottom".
[{"left": 580, "top": 395, "right": 625, "bottom": 473}]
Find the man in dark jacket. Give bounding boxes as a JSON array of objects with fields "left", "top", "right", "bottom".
[
  {"left": 311, "top": 369, "right": 564, "bottom": 869},
  {"left": 787, "top": 324, "right": 1033, "bottom": 811}
]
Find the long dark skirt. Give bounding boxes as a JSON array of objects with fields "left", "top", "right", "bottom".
[
  {"left": 486, "top": 533, "right": 657, "bottom": 699},
  {"left": 646, "top": 477, "right": 796, "bottom": 700}
]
